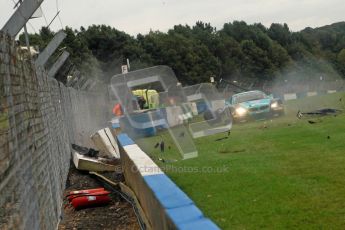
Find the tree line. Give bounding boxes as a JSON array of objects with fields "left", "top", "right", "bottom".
[{"left": 20, "top": 21, "right": 345, "bottom": 85}]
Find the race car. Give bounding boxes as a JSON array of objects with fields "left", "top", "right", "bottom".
[{"left": 227, "top": 90, "right": 284, "bottom": 122}]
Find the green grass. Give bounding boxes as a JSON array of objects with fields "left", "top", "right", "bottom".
[{"left": 136, "top": 92, "right": 345, "bottom": 229}]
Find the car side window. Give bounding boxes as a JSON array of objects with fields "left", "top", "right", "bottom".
[{"left": 230, "top": 97, "right": 234, "bottom": 104}]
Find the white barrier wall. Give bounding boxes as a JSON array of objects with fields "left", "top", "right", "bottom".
[
  {"left": 282, "top": 90, "right": 339, "bottom": 101},
  {"left": 307, "top": 92, "right": 317, "bottom": 97},
  {"left": 283, "top": 93, "right": 297, "bottom": 101}
]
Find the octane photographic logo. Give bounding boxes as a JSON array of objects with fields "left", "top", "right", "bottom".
[
  {"left": 110, "top": 66, "right": 232, "bottom": 160},
  {"left": 131, "top": 164, "right": 230, "bottom": 174}
]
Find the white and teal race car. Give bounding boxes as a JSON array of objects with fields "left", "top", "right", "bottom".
[{"left": 227, "top": 90, "right": 284, "bottom": 122}]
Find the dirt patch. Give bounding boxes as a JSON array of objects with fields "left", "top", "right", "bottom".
[{"left": 58, "top": 164, "right": 140, "bottom": 230}]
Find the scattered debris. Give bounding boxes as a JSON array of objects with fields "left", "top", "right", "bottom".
[
  {"left": 218, "top": 148, "right": 245, "bottom": 154},
  {"left": 297, "top": 108, "right": 342, "bottom": 119},
  {"left": 258, "top": 124, "right": 268, "bottom": 129},
  {"left": 158, "top": 158, "right": 165, "bottom": 163},
  {"left": 97, "top": 157, "right": 120, "bottom": 166},
  {"left": 66, "top": 188, "right": 111, "bottom": 210},
  {"left": 154, "top": 142, "right": 160, "bottom": 148},
  {"left": 160, "top": 140, "right": 165, "bottom": 153},
  {"left": 73, "top": 152, "right": 119, "bottom": 172},
  {"left": 58, "top": 166, "right": 139, "bottom": 230},
  {"left": 215, "top": 137, "right": 229, "bottom": 141},
  {"left": 89, "top": 172, "right": 118, "bottom": 187},
  {"left": 72, "top": 144, "right": 99, "bottom": 158},
  {"left": 66, "top": 187, "right": 106, "bottom": 202},
  {"left": 215, "top": 130, "right": 231, "bottom": 141},
  {"left": 91, "top": 128, "right": 120, "bottom": 158}
]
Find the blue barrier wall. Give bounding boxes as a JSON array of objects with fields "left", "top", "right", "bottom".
[{"left": 116, "top": 133, "right": 219, "bottom": 230}]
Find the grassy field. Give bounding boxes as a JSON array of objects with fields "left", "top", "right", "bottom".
[{"left": 136, "top": 92, "right": 345, "bottom": 229}]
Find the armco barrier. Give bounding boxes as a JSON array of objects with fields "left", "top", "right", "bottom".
[{"left": 116, "top": 133, "right": 220, "bottom": 230}]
